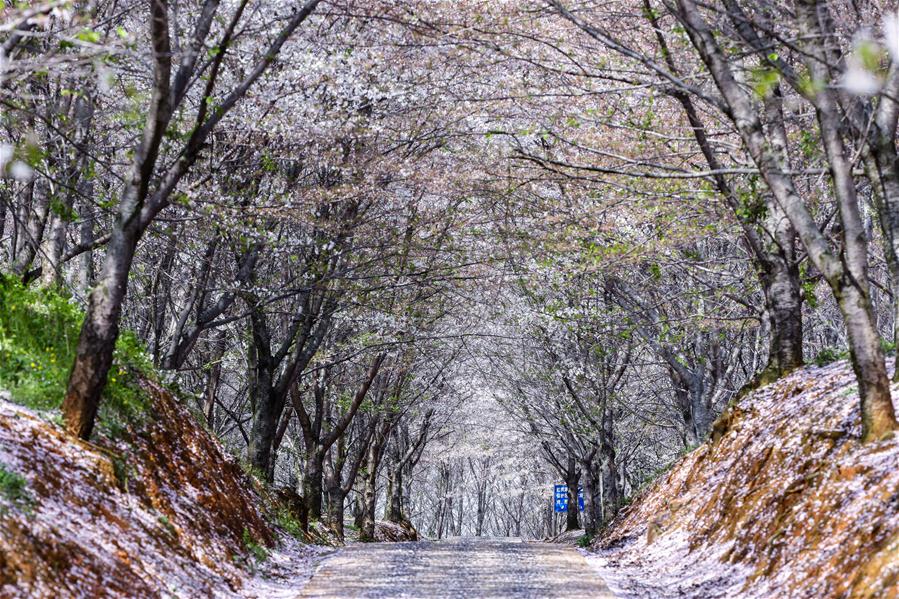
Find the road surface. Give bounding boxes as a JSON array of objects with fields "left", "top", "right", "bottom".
[{"left": 297, "top": 536, "right": 615, "bottom": 598}]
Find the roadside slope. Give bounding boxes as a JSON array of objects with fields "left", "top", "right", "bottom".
[
  {"left": 594, "top": 362, "right": 899, "bottom": 598},
  {"left": 0, "top": 381, "right": 276, "bottom": 598}
]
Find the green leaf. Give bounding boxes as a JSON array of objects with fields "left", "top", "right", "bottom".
[
  {"left": 797, "top": 70, "right": 825, "bottom": 97},
  {"left": 856, "top": 39, "right": 884, "bottom": 73},
  {"left": 749, "top": 66, "right": 780, "bottom": 98},
  {"left": 76, "top": 29, "right": 101, "bottom": 44}
]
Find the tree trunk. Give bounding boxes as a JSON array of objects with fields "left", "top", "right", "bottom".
[
  {"left": 203, "top": 329, "right": 225, "bottom": 428},
  {"left": 690, "top": 374, "right": 709, "bottom": 444},
  {"left": 564, "top": 457, "right": 580, "bottom": 532},
  {"left": 358, "top": 430, "right": 387, "bottom": 542},
  {"left": 837, "top": 283, "right": 899, "bottom": 440},
  {"left": 76, "top": 190, "right": 94, "bottom": 292},
  {"left": 246, "top": 308, "right": 275, "bottom": 476},
  {"left": 149, "top": 232, "right": 178, "bottom": 363},
  {"left": 358, "top": 463, "right": 378, "bottom": 542},
  {"left": 671, "top": 370, "right": 701, "bottom": 447},
  {"left": 8, "top": 188, "right": 28, "bottom": 264},
  {"left": 325, "top": 485, "right": 346, "bottom": 539},
  {"left": 62, "top": 221, "right": 140, "bottom": 438},
  {"left": 889, "top": 264, "right": 899, "bottom": 382},
  {"left": 580, "top": 458, "right": 599, "bottom": 536},
  {"left": 869, "top": 168, "right": 899, "bottom": 382},
  {"left": 433, "top": 461, "right": 451, "bottom": 539},
  {"left": 303, "top": 451, "right": 324, "bottom": 521},
  {"left": 545, "top": 499, "right": 554, "bottom": 539},
  {"left": 444, "top": 494, "right": 454, "bottom": 538},
  {"left": 352, "top": 493, "right": 365, "bottom": 529},
  {"left": 248, "top": 387, "right": 282, "bottom": 477},
  {"left": 0, "top": 184, "right": 7, "bottom": 248},
  {"left": 759, "top": 203, "right": 804, "bottom": 378},
  {"left": 384, "top": 463, "right": 404, "bottom": 523},
  {"left": 862, "top": 141, "right": 899, "bottom": 382},
  {"left": 475, "top": 488, "right": 486, "bottom": 536},
  {"left": 38, "top": 195, "right": 71, "bottom": 287},
  {"left": 39, "top": 96, "right": 93, "bottom": 288},
  {"left": 600, "top": 411, "right": 621, "bottom": 521},
  {"left": 761, "top": 259, "right": 804, "bottom": 376},
  {"left": 434, "top": 498, "right": 445, "bottom": 540},
  {"left": 514, "top": 492, "right": 524, "bottom": 537},
  {"left": 455, "top": 490, "right": 464, "bottom": 536},
  {"left": 13, "top": 179, "right": 51, "bottom": 278}
]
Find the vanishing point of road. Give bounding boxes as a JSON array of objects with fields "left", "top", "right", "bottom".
[{"left": 298, "top": 536, "right": 615, "bottom": 598}]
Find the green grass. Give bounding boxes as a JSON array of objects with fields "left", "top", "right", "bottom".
[
  {"left": 242, "top": 528, "right": 269, "bottom": 562},
  {"left": 0, "top": 462, "right": 30, "bottom": 509},
  {"left": 275, "top": 507, "right": 305, "bottom": 539},
  {"left": 0, "top": 275, "right": 154, "bottom": 436},
  {"left": 238, "top": 459, "right": 268, "bottom": 485},
  {"left": 814, "top": 342, "right": 894, "bottom": 367},
  {"left": 814, "top": 346, "right": 849, "bottom": 367},
  {"left": 158, "top": 514, "right": 178, "bottom": 538}
]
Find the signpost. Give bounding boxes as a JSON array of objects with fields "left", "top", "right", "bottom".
[{"left": 553, "top": 484, "right": 584, "bottom": 512}]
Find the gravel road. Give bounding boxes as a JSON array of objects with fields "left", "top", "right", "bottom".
[{"left": 297, "top": 536, "right": 615, "bottom": 598}]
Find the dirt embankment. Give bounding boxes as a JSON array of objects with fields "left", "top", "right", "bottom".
[
  {"left": 0, "top": 381, "right": 276, "bottom": 598},
  {"left": 593, "top": 362, "right": 899, "bottom": 599}
]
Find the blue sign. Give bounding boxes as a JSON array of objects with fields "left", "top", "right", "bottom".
[{"left": 553, "top": 484, "right": 584, "bottom": 512}]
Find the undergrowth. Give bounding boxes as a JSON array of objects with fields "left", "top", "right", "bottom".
[
  {"left": 242, "top": 528, "right": 269, "bottom": 562},
  {"left": 813, "top": 343, "right": 894, "bottom": 366},
  {"left": 158, "top": 514, "right": 178, "bottom": 539},
  {"left": 275, "top": 507, "right": 305, "bottom": 539},
  {"left": 238, "top": 459, "right": 268, "bottom": 484},
  {"left": 814, "top": 347, "right": 849, "bottom": 367},
  {"left": 0, "top": 275, "right": 154, "bottom": 437},
  {"left": 0, "top": 461, "right": 31, "bottom": 511}
]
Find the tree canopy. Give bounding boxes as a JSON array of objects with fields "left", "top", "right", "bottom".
[{"left": 2, "top": 0, "right": 898, "bottom": 539}]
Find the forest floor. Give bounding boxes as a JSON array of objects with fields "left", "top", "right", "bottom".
[{"left": 296, "top": 536, "right": 615, "bottom": 598}]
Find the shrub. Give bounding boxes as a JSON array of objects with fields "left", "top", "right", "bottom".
[
  {"left": 0, "top": 276, "right": 153, "bottom": 436},
  {"left": 0, "top": 462, "right": 30, "bottom": 509},
  {"left": 814, "top": 347, "right": 848, "bottom": 367},
  {"left": 242, "top": 528, "right": 269, "bottom": 562},
  {"left": 275, "top": 508, "right": 305, "bottom": 539}
]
